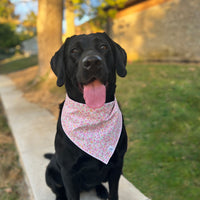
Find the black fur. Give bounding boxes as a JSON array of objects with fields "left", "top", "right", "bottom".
[
  {"left": 44, "top": 153, "right": 54, "bottom": 160},
  {"left": 45, "top": 32, "right": 128, "bottom": 200}
]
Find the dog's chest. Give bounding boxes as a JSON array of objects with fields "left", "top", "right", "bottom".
[{"left": 74, "top": 157, "right": 110, "bottom": 187}]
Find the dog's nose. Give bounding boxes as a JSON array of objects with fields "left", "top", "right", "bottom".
[{"left": 82, "top": 55, "right": 102, "bottom": 70}]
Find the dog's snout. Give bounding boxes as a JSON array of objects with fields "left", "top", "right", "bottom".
[{"left": 82, "top": 55, "right": 102, "bottom": 70}]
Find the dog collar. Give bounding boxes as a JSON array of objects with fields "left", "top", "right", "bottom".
[{"left": 61, "top": 95, "right": 122, "bottom": 164}]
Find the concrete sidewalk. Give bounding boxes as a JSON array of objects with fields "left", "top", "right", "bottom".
[{"left": 0, "top": 75, "right": 150, "bottom": 200}]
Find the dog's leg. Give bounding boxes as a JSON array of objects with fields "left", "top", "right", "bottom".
[
  {"left": 95, "top": 184, "right": 108, "bottom": 200},
  {"left": 61, "top": 169, "right": 80, "bottom": 200},
  {"left": 45, "top": 156, "right": 68, "bottom": 200},
  {"left": 55, "top": 188, "right": 68, "bottom": 200},
  {"left": 108, "top": 167, "right": 122, "bottom": 200}
]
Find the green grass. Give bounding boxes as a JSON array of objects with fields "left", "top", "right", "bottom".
[
  {"left": 0, "top": 54, "right": 199, "bottom": 199},
  {"left": 116, "top": 63, "right": 200, "bottom": 200},
  {"left": 0, "top": 54, "right": 38, "bottom": 74}
]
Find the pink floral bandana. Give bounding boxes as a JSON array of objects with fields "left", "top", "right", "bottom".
[{"left": 61, "top": 95, "right": 122, "bottom": 164}]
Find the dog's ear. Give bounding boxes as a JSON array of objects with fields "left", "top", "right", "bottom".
[
  {"left": 50, "top": 38, "right": 70, "bottom": 87},
  {"left": 103, "top": 32, "right": 127, "bottom": 77},
  {"left": 114, "top": 42, "right": 127, "bottom": 77}
]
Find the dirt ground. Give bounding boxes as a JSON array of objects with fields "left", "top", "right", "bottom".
[
  {"left": 8, "top": 66, "right": 65, "bottom": 118},
  {"left": 0, "top": 66, "right": 64, "bottom": 199},
  {"left": 0, "top": 64, "right": 66, "bottom": 200},
  {"left": 0, "top": 100, "right": 29, "bottom": 200}
]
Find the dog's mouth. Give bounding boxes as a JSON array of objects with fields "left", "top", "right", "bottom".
[{"left": 79, "top": 79, "right": 107, "bottom": 109}]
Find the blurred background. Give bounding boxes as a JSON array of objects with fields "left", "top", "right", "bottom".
[
  {"left": 0, "top": 1, "right": 200, "bottom": 200},
  {"left": 1, "top": 0, "right": 200, "bottom": 77}
]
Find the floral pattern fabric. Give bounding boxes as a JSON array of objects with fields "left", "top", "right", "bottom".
[{"left": 61, "top": 95, "right": 122, "bottom": 164}]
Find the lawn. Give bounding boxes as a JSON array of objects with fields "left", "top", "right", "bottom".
[
  {"left": 0, "top": 54, "right": 38, "bottom": 74},
  {"left": 0, "top": 55, "right": 200, "bottom": 200},
  {"left": 116, "top": 63, "right": 200, "bottom": 200}
]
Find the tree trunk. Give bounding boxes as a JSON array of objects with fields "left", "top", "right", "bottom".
[
  {"left": 65, "top": 0, "right": 75, "bottom": 38},
  {"left": 105, "top": 17, "right": 113, "bottom": 37},
  {"left": 37, "top": 0, "right": 63, "bottom": 80}
]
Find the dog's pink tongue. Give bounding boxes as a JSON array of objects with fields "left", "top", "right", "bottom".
[{"left": 83, "top": 80, "right": 106, "bottom": 109}]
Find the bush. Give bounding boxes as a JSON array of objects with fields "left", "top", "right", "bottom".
[{"left": 0, "top": 23, "right": 20, "bottom": 53}]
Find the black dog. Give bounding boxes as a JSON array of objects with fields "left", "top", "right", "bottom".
[{"left": 45, "top": 32, "right": 128, "bottom": 200}]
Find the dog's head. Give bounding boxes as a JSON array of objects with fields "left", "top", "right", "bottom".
[{"left": 51, "top": 32, "right": 127, "bottom": 108}]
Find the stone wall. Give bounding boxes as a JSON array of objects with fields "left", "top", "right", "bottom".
[{"left": 111, "top": 0, "right": 200, "bottom": 62}]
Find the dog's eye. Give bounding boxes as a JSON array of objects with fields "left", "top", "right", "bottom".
[
  {"left": 71, "top": 48, "right": 79, "bottom": 54},
  {"left": 100, "top": 44, "right": 107, "bottom": 50}
]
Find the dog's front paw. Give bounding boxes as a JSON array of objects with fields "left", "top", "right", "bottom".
[
  {"left": 109, "top": 194, "right": 118, "bottom": 200},
  {"left": 56, "top": 195, "right": 68, "bottom": 200},
  {"left": 95, "top": 184, "right": 108, "bottom": 200}
]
